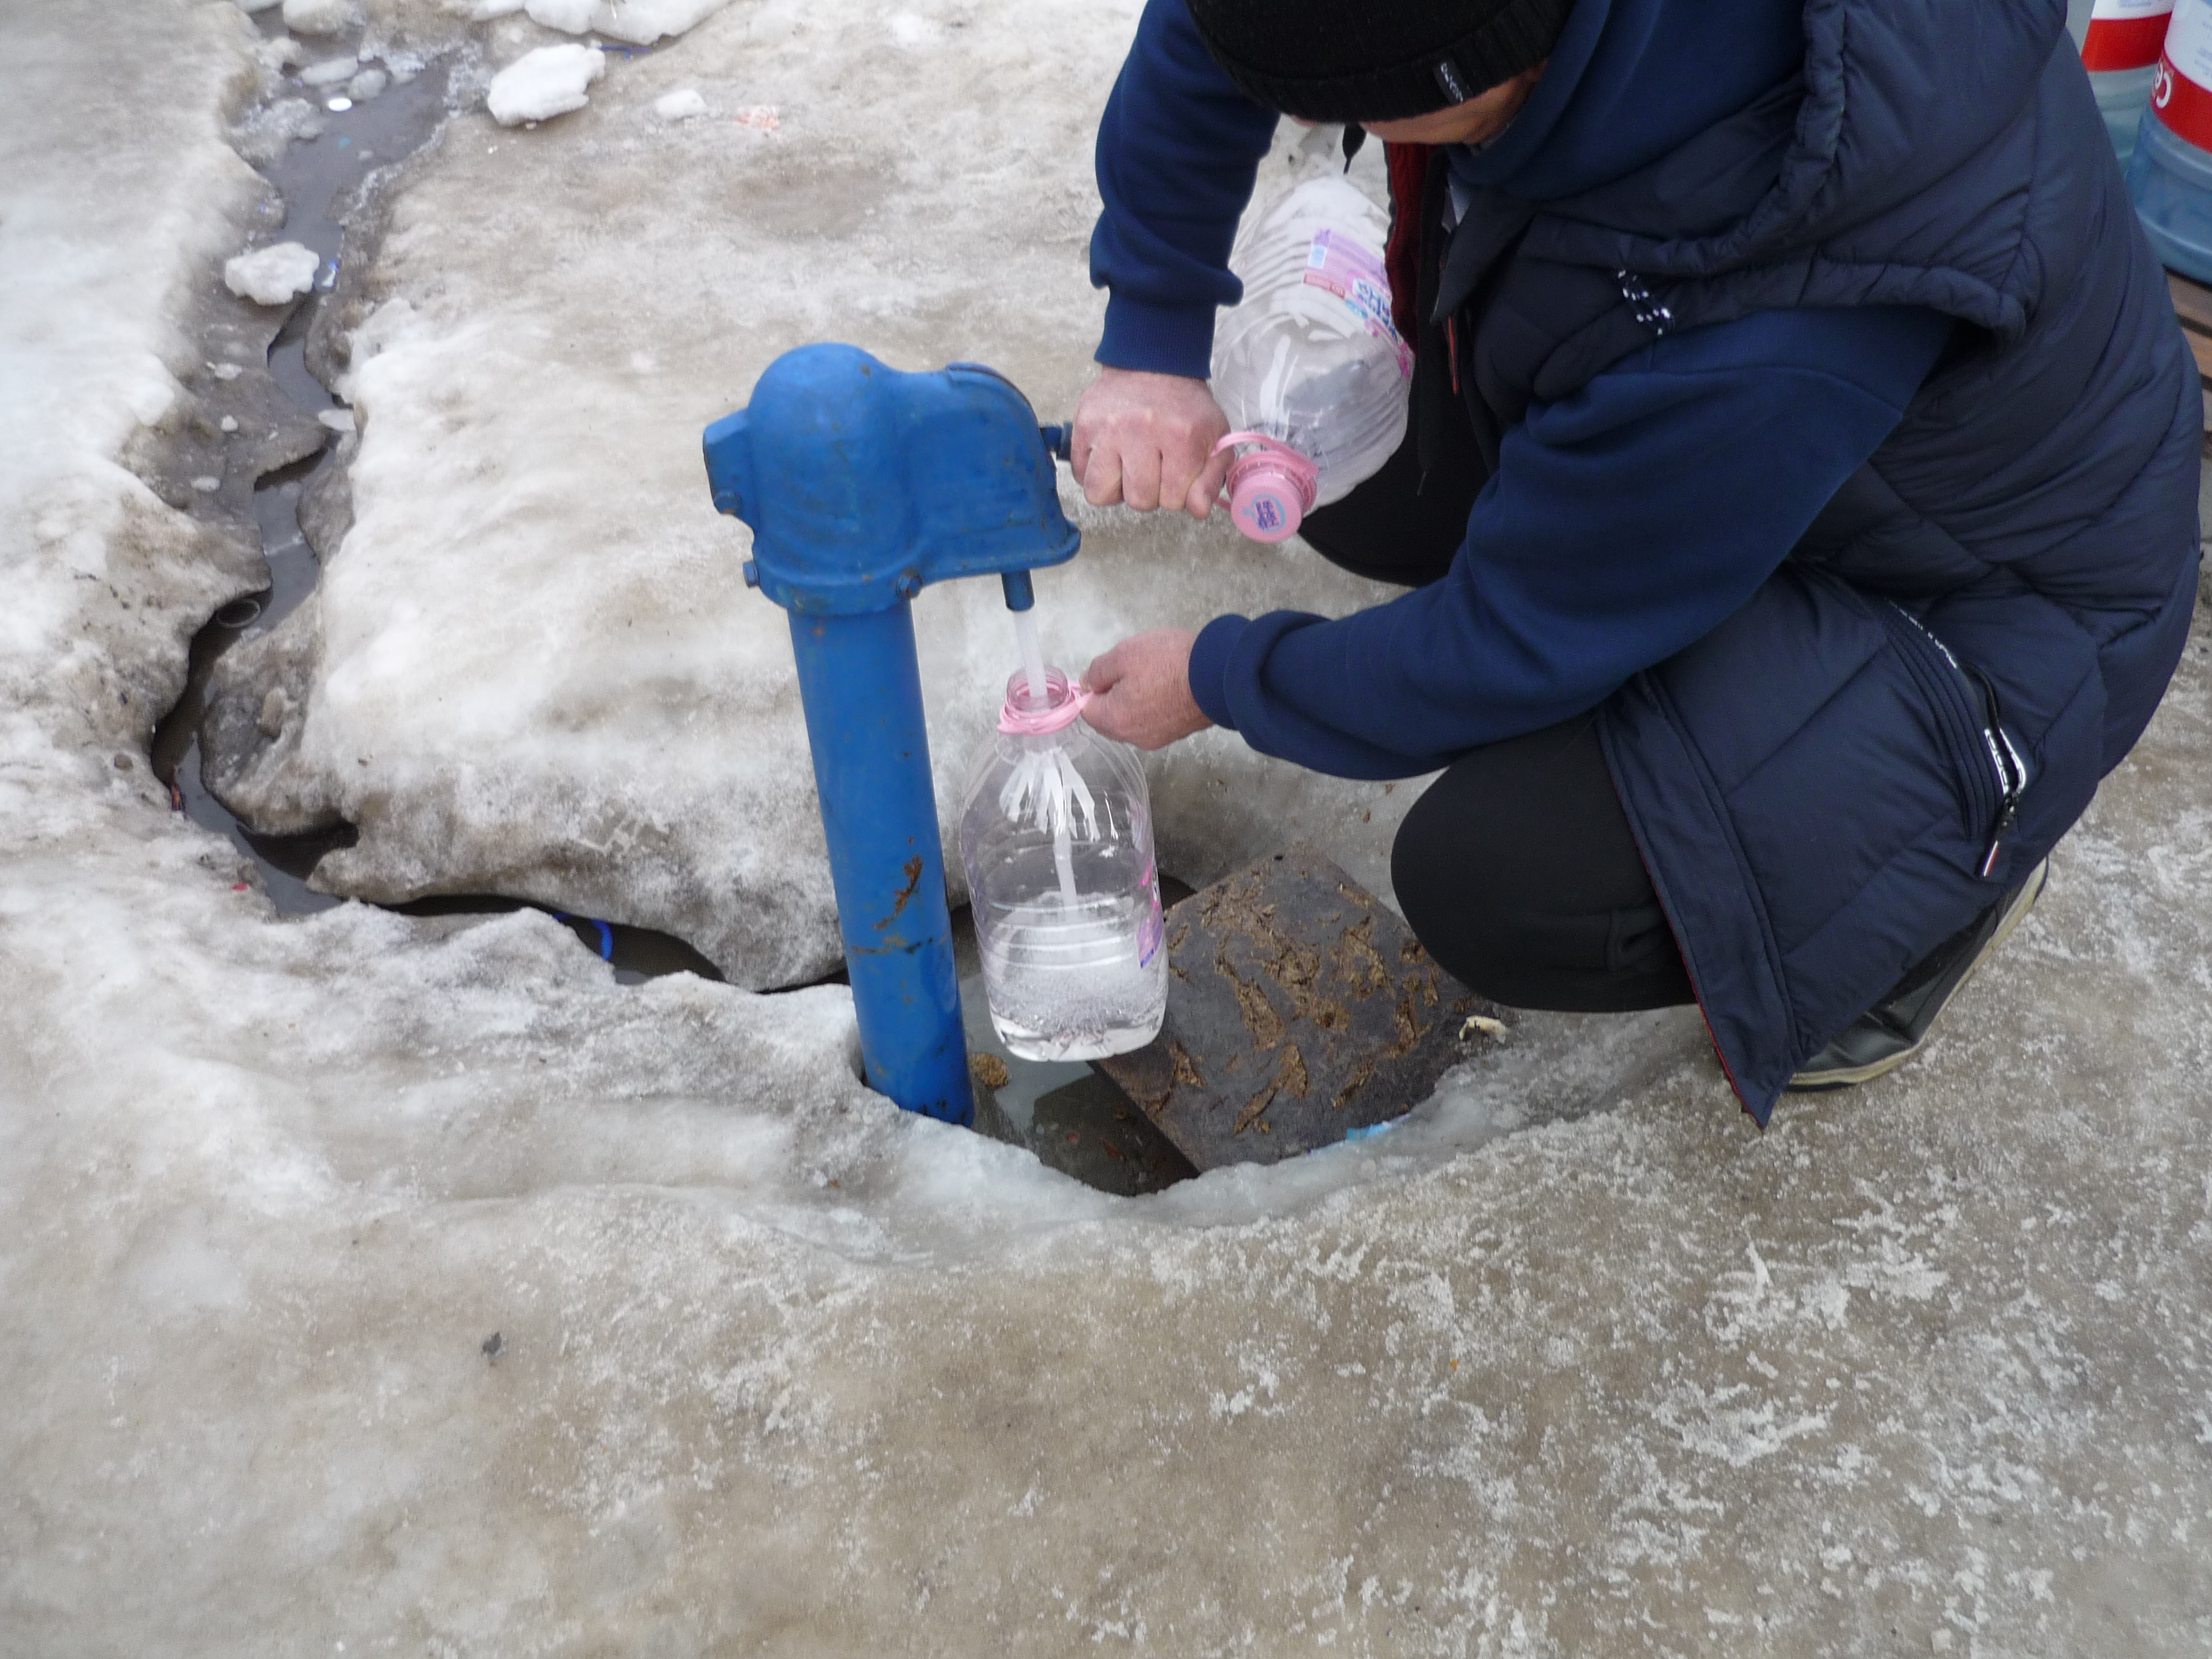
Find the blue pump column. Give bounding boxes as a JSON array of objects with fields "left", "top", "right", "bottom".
[
  {"left": 703, "top": 343, "right": 1079, "bottom": 1124},
  {"left": 787, "top": 604, "right": 968, "bottom": 1122}
]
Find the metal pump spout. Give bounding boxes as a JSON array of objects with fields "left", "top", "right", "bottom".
[{"left": 703, "top": 343, "right": 1079, "bottom": 1124}]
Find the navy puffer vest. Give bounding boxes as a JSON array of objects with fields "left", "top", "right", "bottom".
[{"left": 1419, "top": 0, "right": 2201, "bottom": 1118}]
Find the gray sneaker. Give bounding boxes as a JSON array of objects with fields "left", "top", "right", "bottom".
[{"left": 1786, "top": 859, "right": 2049, "bottom": 1092}]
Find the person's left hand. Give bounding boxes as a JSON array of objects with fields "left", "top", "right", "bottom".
[{"left": 1082, "top": 628, "right": 1212, "bottom": 750}]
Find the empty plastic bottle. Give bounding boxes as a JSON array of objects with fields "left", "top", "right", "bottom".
[
  {"left": 958, "top": 663, "right": 1167, "bottom": 1063},
  {"left": 2070, "top": 0, "right": 2175, "bottom": 161},
  {"left": 1209, "top": 174, "right": 1412, "bottom": 544},
  {"left": 2129, "top": 0, "right": 2212, "bottom": 279}
]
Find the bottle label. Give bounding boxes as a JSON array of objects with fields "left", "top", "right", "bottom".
[
  {"left": 1136, "top": 858, "right": 1165, "bottom": 968},
  {"left": 1304, "top": 230, "right": 1414, "bottom": 379},
  {"left": 2156, "top": 0, "right": 2212, "bottom": 146},
  {"left": 2085, "top": 0, "right": 2174, "bottom": 70}
]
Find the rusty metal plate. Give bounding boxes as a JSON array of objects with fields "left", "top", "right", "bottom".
[{"left": 1093, "top": 844, "right": 1505, "bottom": 1170}]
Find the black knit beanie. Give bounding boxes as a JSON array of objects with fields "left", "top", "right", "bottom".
[{"left": 1186, "top": 0, "right": 1575, "bottom": 123}]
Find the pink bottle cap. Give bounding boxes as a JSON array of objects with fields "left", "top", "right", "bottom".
[
  {"left": 998, "top": 666, "right": 1090, "bottom": 735},
  {"left": 1213, "top": 432, "right": 1319, "bottom": 545}
]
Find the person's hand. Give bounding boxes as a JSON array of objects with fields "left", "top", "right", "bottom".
[
  {"left": 1071, "top": 368, "right": 1233, "bottom": 518},
  {"left": 1082, "top": 628, "right": 1212, "bottom": 750}
]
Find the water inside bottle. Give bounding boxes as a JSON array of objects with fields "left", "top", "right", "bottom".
[
  {"left": 960, "top": 618, "right": 1168, "bottom": 1063},
  {"left": 982, "top": 887, "right": 1168, "bottom": 1063}
]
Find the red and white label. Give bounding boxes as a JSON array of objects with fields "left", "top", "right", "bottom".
[
  {"left": 2085, "top": 0, "right": 2175, "bottom": 70},
  {"left": 2156, "top": 0, "right": 2212, "bottom": 148}
]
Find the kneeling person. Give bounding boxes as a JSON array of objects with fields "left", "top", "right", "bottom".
[{"left": 1071, "top": 0, "right": 2201, "bottom": 1120}]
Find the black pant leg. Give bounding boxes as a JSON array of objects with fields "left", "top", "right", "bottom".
[
  {"left": 1296, "top": 406, "right": 1483, "bottom": 590},
  {"left": 1391, "top": 714, "right": 1696, "bottom": 1012}
]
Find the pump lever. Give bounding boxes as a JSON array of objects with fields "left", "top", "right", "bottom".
[{"left": 1040, "top": 423, "right": 1073, "bottom": 464}]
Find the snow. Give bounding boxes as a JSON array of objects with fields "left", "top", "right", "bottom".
[
  {"left": 297, "top": 52, "right": 358, "bottom": 85},
  {"left": 523, "top": 0, "right": 733, "bottom": 45},
  {"left": 485, "top": 41, "right": 604, "bottom": 125},
  {"left": 281, "top": 0, "right": 356, "bottom": 35},
  {"left": 654, "top": 85, "right": 705, "bottom": 121},
  {"left": 6, "top": 0, "right": 2212, "bottom": 1652},
  {"left": 222, "top": 239, "right": 321, "bottom": 304},
  {"left": 232, "top": 94, "right": 323, "bottom": 164},
  {"left": 346, "top": 64, "right": 389, "bottom": 100},
  {"left": 208, "top": 9, "right": 1412, "bottom": 989}
]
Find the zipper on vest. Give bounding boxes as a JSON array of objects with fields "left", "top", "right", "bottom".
[
  {"left": 1968, "top": 666, "right": 2028, "bottom": 878},
  {"left": 1887, "top": 603, "right": 2027, "bottom": 878}
]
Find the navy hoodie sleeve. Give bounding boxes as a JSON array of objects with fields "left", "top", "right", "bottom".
[
  {"left": 1186, "top": 304, "right": 1955, "bottom": 780},
  {"left": 1089, "top": 0, "right": 1277, "bottom": 377}
]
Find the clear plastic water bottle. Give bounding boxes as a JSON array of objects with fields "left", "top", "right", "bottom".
[
  {"left": 2131, "top": 0, "right": 2212, "bottom": 279},
  {"left": 1210, "top": 174, "right": 1412, "bottom": 544},
  {"left": 2070, "top": 0, "right": 2175, "bottom": 161},
  {"left": 958, "top": 663, "right": 1168, "bottom": 1063}
]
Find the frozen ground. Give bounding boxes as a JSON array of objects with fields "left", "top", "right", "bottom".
[
  {"left": 3, "top": 1, "right": 2211, "bottom": 1654},
  {"left": 200, "top": 0, "right": 1413, "bottom": 987}
]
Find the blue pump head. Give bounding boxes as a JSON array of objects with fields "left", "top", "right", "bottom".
[{"left": 703, "top": 343, "right": 1078, "bottom": 615}]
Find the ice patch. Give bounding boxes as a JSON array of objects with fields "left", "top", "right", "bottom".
[
  {"left": 486, "top": 44, "right": 605, "bottom": 125},
  {"left": 232, "top": 96, "right": 324, "bottom": 165},
  {"left": 281, "top": 0, "right": 356, "bottom": 35},
  {"left": 888, "top": 10, "right": 943, "bottom": 47},
  {"left": 521, "top": 0, "right": 733, "bottom": 43},
  {"left": 222, "top": 241, "right": 321, "bottom": 305},
  {"left": 520, "top": 0, "right": 598, "bottom": 30},
  {"left": 14, "top": 5, "right": 2212, "bottom": 1650},
  {"left": 655, "top": 87, "right": 707, "bottom": 121},
  {"left": 298, "top": 54, "right": 358, "bottom": 87}
]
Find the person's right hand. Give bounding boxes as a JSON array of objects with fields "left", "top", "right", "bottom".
[{"left": 1071, "top": 367, "right": 1233, "bottom": 518}]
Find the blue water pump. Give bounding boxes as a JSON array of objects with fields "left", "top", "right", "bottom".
[{"left": 703, "top": 344, "right": 1080, "bottom": 1125}]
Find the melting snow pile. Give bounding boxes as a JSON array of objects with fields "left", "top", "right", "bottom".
[
  {"left": 486, "top": 42, "right": 604, "bottom": 124},
  {"left": 222, "top": 239, "right": 320, "bottom": 303},
  {"left": 523, "top": 0, "right": 733, "bottom": 45},
  {"left": 281, "top": 0, "right": 355, "bottom": 35},
  {"left": 5, "top": 0, "right": 2212, "bottom": 1653}
]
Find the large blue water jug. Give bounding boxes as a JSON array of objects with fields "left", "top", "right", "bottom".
[
  {"left": 2072, "top": 0, "right": 2174, "bottom": 161},
  {"left": 2129, "top": 0, "right": 2212, "bottom": 280}
]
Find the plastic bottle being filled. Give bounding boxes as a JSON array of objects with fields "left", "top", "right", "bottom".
[
  {"left": 2070, "top": 0, "right": 2175, "bottom": 161},
  {"left": 1209, "top": 174, "right": 1413, "bottom": 544},
  {"left": 957, "top": 613, "right": 1167, "bottom": 1063},
  {"left": 2130, "top": 0, "right": 2212, "bottom": 278}
]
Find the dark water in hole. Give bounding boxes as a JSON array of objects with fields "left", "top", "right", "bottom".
[
  {"left": 148, "top": 30, "right": 1192, "bottom": 1187},
  {"left": 150, "top": 32, "right": 447, "bottom": 920},
  {"left": 957, "top": 876, "right": 1201, "bottom": 1195}
]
